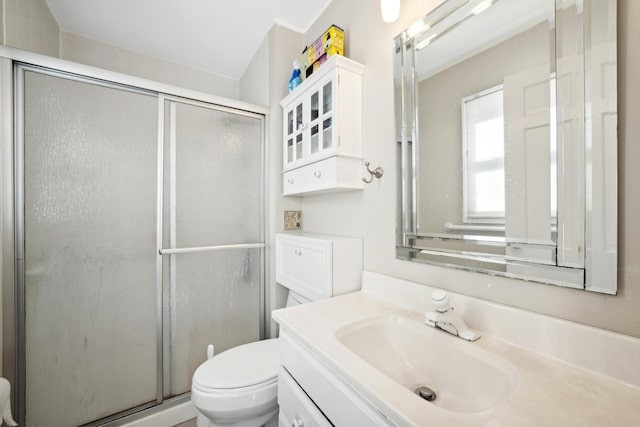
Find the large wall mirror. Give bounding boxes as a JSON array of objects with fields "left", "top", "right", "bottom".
[{"left": 395, "top": 0, "right": 617, "bottom": 294}]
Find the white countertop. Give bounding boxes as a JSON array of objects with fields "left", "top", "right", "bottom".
[{"left": 273, "top": 290, "right": 640, "bottom": 426}]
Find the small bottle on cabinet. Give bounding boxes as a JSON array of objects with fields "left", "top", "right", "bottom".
[{"left": 288, "top": 60, "right": 302, "bottom": 93}]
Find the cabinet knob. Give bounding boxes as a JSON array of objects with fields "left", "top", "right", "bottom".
[
  {"left": 313, "top": 170, "right": 322, "bottom": 178},
  {"left": 287, "top": 177, "right": 294, "bottom": 184},
  {"left": 292, "top": 418, "right": 304, "bottom": 427},
  {"left": 294, "top": 248, "right": 302, "bottom": 256}
]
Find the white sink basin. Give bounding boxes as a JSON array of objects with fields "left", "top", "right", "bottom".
[{"left": 335, "top": 315, "right": 517, "bottom": 414}]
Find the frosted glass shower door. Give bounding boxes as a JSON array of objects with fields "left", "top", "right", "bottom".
[
  {"left": 162, "top": 99, "right": 264, "bottom": 396},
  {"left": 20, "top": 70, "right": 159, "bottom": 426}
]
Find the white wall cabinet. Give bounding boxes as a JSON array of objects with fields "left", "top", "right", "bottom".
[
  {"left": 280, "top": 55, "right": 364, "bottom": 196},
  {"left": 275, "top": 233, "right": 362, "bottom": 302}
]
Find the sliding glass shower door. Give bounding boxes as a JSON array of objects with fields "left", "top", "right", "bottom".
[
  {"left": 161, "top": 98, "right": 264, "bottom": 396},
  {"left": 20, "top": 69, "right": 159, "bottom": 426},
  {"left": 16, "top": 67, "right": 265, "bottom": 426}
]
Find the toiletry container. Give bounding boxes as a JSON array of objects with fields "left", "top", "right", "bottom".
[{"left": 288, "top": 60, "right": 302, "bottom": 93}]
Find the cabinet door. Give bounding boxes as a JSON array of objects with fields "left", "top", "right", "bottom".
[
  {"left": 284, "top": 100, "right": 305, "bottom": 168},
  {"left": 276, "top": 235, "right": 332, "bottom": 301},
  {"left": 308, "top": 76, "right": 336, "bottom": 160},
  {"left": 278, "top": 368, "right": 332, "bottom": 427}
]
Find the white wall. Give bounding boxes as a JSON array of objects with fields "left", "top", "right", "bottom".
[
  {"left": 240, "top": 24, "right": 303, "bottom": 337},
  {"left": 60, "top": 31, "right": 239, "bottom": 99},
  {"left": 0, "top": 0, "right": 60, "bottom": 57},
  {"left": 239, "top": 36, "right": 269, "bottom": 106},
  {"left": 0, "top": 3, "right": 240, "bottom": 98},
  {"left": 286, "top": 0, "right": 640, "bottom": 338}
]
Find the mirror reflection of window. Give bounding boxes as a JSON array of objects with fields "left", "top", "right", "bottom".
[{"left": 462, "top": 86, "right": 505, "bottom": 224}]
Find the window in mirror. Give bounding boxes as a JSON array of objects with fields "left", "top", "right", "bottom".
[{"left": 462, "top": 85, "right": 505, "bottom": 223}]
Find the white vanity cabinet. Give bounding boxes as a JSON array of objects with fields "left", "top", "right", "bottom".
[
  {"left": 280, "top": 55, "right": 364, "bottom": 196},
  {"left": 277, "top": 331, "right": 391, "bottom": 427}
]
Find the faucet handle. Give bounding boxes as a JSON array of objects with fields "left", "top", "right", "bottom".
[{"left": 430, "top": 290, "right": 450, "bottom": 313}]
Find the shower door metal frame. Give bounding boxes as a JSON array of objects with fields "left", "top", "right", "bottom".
[
  {"left": 0, "top": 55, "right": 17, "bottom": 426},
  {"left": 0, "top": 45, "right": 269, "bottom": 426}
]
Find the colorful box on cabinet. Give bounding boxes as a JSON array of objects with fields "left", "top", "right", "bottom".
[{"left": 302, "top": 25, "right": 345, "bottom": 78}]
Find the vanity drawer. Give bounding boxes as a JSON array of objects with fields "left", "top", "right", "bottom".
[
  {"left": 278, "top": 367, "right": 332, "bottom": 427},
  {"left": 282, "top": 156, "right": 363, "bottom": 196}
]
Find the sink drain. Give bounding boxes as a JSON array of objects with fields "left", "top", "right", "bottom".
[{"left": 415, "top": 386, "right": 437, "bottom": 402}]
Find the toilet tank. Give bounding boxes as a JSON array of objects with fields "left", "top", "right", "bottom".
[{"left": 275, "top": 233, "right": 363, "bottom": 302}]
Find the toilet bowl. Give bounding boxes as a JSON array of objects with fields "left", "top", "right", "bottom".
[
  {"left": 191, "top": 289, "right": 311, "bottom": 427},
  {"left": 191, "top": 339, "right": 280, "bottom": 427}
]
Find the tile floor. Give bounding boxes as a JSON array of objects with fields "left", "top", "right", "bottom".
[{"left": 173, "top": 418, "right": 196, "bottom": 427}]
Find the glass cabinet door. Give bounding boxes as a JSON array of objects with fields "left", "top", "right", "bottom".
[
  {"left": 308, "top": 77, "right": 334, "bottom": 160},
  {"left": 321, "top": 80, "right": 333, "bottom": 151},
  {"left": 285, "top": 100, "right": 305, "bottom": 167},
  {"left": 310, "top": 90, "right": 320, "bottom": 155}
]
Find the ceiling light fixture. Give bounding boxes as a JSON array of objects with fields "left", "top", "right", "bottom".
[{"left": 381, "top": 0, "right": 400, "bottom": 23}]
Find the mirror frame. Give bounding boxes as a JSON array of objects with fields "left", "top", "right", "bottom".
[{"left": 395, "top": 0, "right": 618, "bottom": 294}]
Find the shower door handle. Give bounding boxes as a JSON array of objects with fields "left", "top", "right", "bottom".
[{"left": 159, "top": 242, "right": 265, "bottom": 255}]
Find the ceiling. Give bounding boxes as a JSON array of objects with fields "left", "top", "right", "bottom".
[{"left": 46, "top": 0, "right": 333, "bottom": 80}]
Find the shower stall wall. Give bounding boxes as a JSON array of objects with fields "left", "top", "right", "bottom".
[{"left": 1, "top": 49, "right": 267, "bottom": 426}]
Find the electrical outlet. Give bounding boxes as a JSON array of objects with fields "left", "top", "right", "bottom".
[{"left": 284, "top": 211, "right": 302, "bottom": 230}]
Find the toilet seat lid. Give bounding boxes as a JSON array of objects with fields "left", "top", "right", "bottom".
[{"left": 193, "top": 339, "right": 279, "bottom": 390}]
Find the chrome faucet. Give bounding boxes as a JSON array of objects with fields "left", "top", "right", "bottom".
[{"left": 425, "top": 290, "right": 480, "bottom": 342}]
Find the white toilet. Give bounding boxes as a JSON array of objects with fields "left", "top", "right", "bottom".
[
  {"left": 191, "top": 233, "right": 362, "bottom": 427},
  {"left": 190, "top": 291, "right": 310, "bottom": 427},
  {"left": 190, "top": 338, "right": 280, "bottom": 427}
]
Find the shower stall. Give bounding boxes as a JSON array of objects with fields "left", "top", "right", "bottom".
[{"left": 1, "top": 48, "right": 267, "bottom": 426}]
